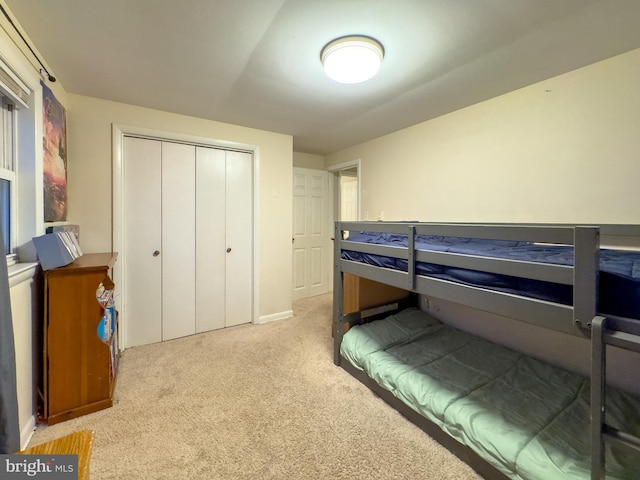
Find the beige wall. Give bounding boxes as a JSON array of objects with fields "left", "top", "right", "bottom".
[
  {"left": 66, "top": 95, "right": 293, "bottom": 320},
  {"left": 293, "top": 151, "right": 324, "bottom": 170},
  {"left": 326, "top": 48, "right": 640, "bottom": 225}
]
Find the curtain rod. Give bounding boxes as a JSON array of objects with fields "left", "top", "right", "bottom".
[{"left": 0, "top": 3, "right": 56, "bottom": 82}]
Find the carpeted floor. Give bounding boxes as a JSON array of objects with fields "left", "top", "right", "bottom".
[{"left": 28, "top": 293, "right": 482, "bottom": 479}]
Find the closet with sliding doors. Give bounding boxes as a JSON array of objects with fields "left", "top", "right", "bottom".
[{"left": 122, "top": 137, "right": 253, "bottom": 347}]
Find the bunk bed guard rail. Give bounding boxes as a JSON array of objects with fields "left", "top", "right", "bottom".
[{"left": 334, "top": 221, "right": 599, "bottom": 336}]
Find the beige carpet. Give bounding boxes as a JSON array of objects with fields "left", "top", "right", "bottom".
[{"left": 28, "top": 293, "right": 482, "bottom": 479}]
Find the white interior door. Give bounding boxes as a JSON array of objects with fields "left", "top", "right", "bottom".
[
  {"left": 123, "top": 137, "right": 162, "bottom": 347},
  {"left": 161, "top": 142, "right": 196, "bottom": 341},
  {"left": 341, "top": 175, "right": 358, "bottom": 221},
  {"left": 292, "top": 168, "right": 332, "bottom": 299}
]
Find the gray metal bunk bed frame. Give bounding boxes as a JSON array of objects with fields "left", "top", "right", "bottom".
[{"left": 332, "top": 221, "right": 640, "bottom": 480}]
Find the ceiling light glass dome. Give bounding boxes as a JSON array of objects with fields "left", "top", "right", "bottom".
[{"left": 321, "top": 35, "right": 384, "bottom": 84}]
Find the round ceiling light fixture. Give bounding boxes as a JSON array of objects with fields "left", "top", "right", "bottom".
[{"left": 321, "top": 35, "right": 384, "bottom": 84}]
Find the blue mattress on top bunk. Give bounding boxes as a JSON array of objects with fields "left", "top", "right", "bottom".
[{"left": 341, "top": 232, "right": 640, "bottom": 319}]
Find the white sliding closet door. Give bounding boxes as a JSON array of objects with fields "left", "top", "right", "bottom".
[
  {"left": 122, "top": 137, "right": 253, "bottom": 348},
  {"left": 224, "top": 151, "right": 253, "bottom": 327},
  {"left": 195, "top": 148, "right": 226, "bottom": 332},
  {"left": 123, "top": 137, "right": 163, "bottom": 346},
  {"left": 162, "top": 142, "right": 196, "bottom": 341},
  {"left": 195, "top": 148, "right": 252, "bottom": 330}
]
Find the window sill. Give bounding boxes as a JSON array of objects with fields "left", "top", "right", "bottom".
[{"left": 8, "top": 262, "right": 38, "bottom": 287}]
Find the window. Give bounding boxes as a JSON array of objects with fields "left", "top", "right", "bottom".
[
  {"left": 0, "top": 93, "right": 16, "bottom": 259},
  {"left": 0, "top": 38, "right": 34, "bottom": 268}
]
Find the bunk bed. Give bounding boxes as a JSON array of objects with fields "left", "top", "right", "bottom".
[{"left": 333, "top": 222, "right": 640, "bottom": 480}]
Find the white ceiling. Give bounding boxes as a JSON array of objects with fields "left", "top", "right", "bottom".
[{"left": 4, "top": 0, "right": 640, "bottom": 155}]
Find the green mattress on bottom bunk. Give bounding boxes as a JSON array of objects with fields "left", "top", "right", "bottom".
[{"left": 340, "top": 308, "right": 640, "bottom": 480}]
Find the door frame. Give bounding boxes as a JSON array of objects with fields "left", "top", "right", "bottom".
[
  {"left": 112, "top": 124, "right": 260, "bottom": 349},
  {"left": 327, "top": 158, "right": 362, "bottom": 223},
  {"left": 326, "top": 159, "right": 361, "bottom": 290}
]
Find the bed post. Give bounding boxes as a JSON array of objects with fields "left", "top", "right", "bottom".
[
  {"left": 574, "top": 226, "right": 599, "bottom": 330},
  {"left": 407, "top": 225, "right": 416, "bottom": 291},
  {"left": 333, "top": 222, "right": 344, "bottom": 366},
  {"left": 590, "top": 315, "right": 607, "bottom": 480}
]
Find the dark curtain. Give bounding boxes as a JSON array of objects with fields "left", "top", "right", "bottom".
[{"left": 0, "top": 221, "right": 19, "bottom": 453}]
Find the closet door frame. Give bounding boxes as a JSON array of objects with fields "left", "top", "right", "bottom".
[{"left": 112, "top": 124, "right": 259, "bottom": 350}]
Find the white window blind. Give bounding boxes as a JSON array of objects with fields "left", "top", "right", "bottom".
[{"left": 0, "top": 56, "right": 29, "bottom": 108}]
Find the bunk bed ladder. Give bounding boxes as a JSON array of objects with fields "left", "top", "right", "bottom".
[{"left": 591, "top": 316, "right": 640, "bottom": 480}]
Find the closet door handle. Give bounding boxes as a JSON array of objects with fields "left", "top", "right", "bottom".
[
  {"left": 226, "top": 248, "right": 232, "bottom": 253},
  {"left": 153, "top": 250, "right": 160, "bottom": 257}
]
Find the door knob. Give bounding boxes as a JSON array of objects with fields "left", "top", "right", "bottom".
[
  {"left": 153, "top": 250, "right": 160, "bottom": 257},
  {"left": 226, "top": 247, "right": 232, "bottom": 253}
]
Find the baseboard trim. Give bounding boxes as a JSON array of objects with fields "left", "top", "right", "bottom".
[
  {"left": 257, "top": 310, "right": 293, "bottom": 324},
  {"left": 20, "top": 415, "right": 36, "bottom": 450}
]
